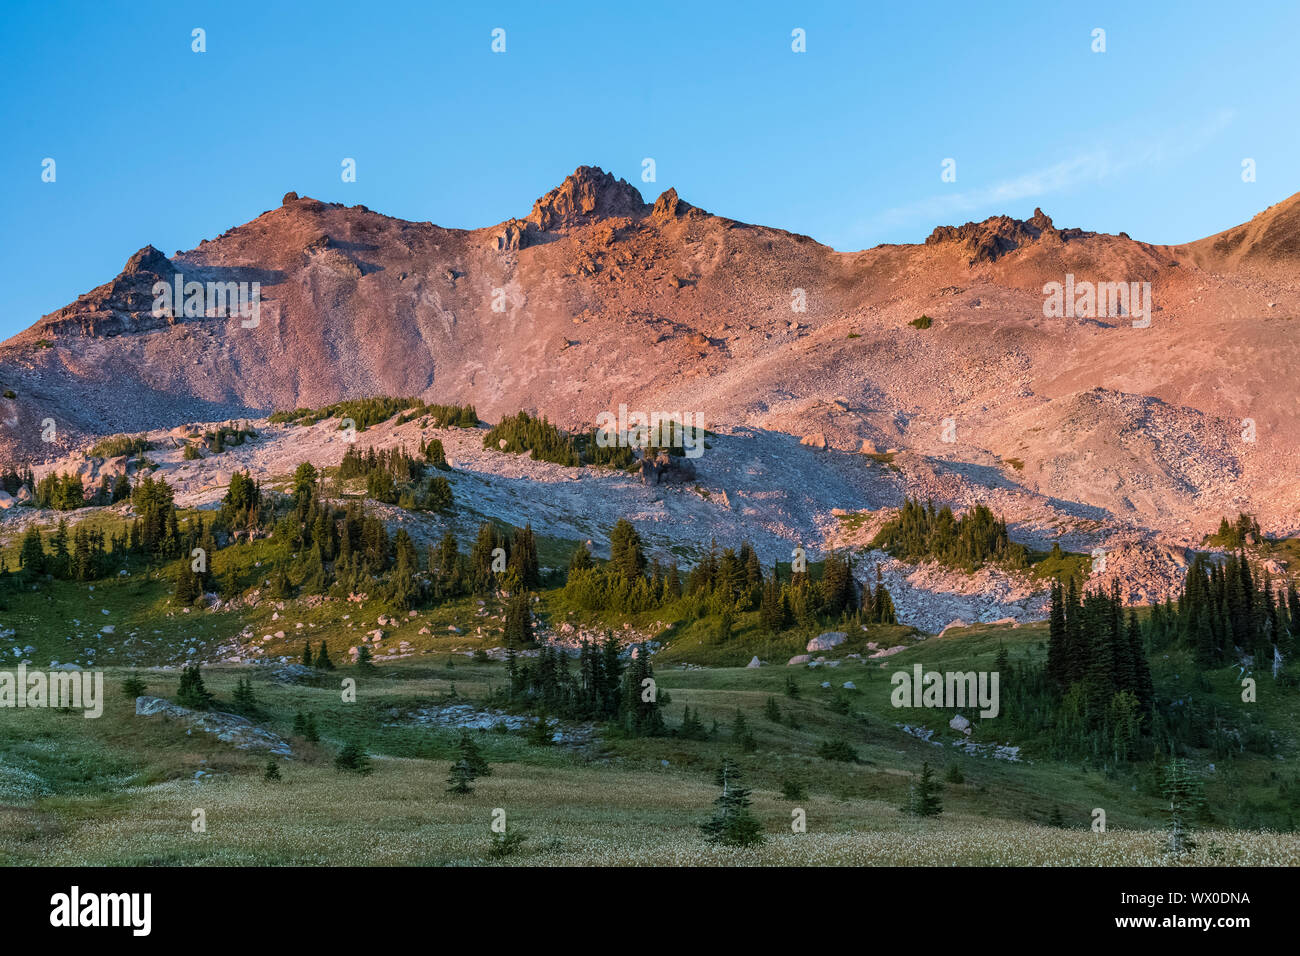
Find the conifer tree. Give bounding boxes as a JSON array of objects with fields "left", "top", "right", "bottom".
[
  {"left": 904, "top": 761, "right": 944, "bottom": 817},
  {"left": 446, "top": 756, "right": 476, "bottom": 794},
  {"left": 993, "top": 643, "right": 1010, "bottom": 676},
  {"left": 763, "top": 697, "right": 782, "bottom": 723},
  {"left": 334, "top": 741, "right": 373, "bottom": 775},
  {"left": 175, "top": 664, "right": 213, "bottom": 710},
  {"left": 1163, "top": 757, "right": 1202, "bottom": 856},
  {"left": 701, "top": 759, "right": 765, "bottom": 846},
  {"left": 301, "top": 643, "right": 314, "bottom": 668},
  {"left": 232, "top": 676, "right": 257, "bottom": 713},
  {"left": 503, "top": 593, "right": 534, "bottom": 647},
  {"left": 456, "top": 731, "right": 492, "bottom": 777}
]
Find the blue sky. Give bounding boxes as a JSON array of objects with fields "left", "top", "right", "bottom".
[{"left": 2, "top": 0, "right": 1297, "bottom": 340}]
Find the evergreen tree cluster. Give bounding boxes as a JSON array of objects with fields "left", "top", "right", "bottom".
[
  {"left": 1147, "top": 552, "right": 1297, "bottom": 670},
  {"left": 483, "top": 410, "right": 582, "bottom": 466},
  {"left": 0, "top": 463, "right": 35, "bottom": 497},
  {"left": 562, "top": 523, "right": 898, "bottom": 634},
  {"left": 482, "top": 410, "right": 638, "bottom": 469},
  {"left": 30, "top": 468, "right": 131, "bottom": 510},
  {"left": 502, "top": 633, "right": 667, "bottom": 737},
  {"left": 270, "top": 396, "right": 425, "bottom": 430},
  {"left": 1205, "top": 512, "right": 1262, "bottom": 550},
  {"left": 871, "top": 498, "right": 1029, "bottom": 572}
]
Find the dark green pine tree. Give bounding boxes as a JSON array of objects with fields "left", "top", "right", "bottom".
[
  {"left": 609, "top": 519, "right": 646, "bottom": 582},
  {"left": 456, "top": 731, "right": 492, "bottom": 777},
  {"left": 508, "top": 523, "right": 541, "bottom": 588},
  {"left": 620, "top": 644, "right": 665, "bottom": 736},
  {"left": 871, "top": 565, "right": 897, "bottom": 624},
  {"left": 503, "top": 593, "right": 534, "bottom": 647},
  {"left": 173, "top": 565, "right": 200, "bottom": 605},
  {"left": 232, "top": 676, "right": 257, "bottom": 713},
  {"left": 1060, "top": 577, "right": 1085, "bottom": 685},
  {"left": 993, "top": 642, "right": 1010, "bottom": 676},
  {"left": 820, "top": 551, "right": 856, "bottom": 618},
  {"left": 1162, "top": 757, "right": 1202, "bottom": 856},
  {"left": 678, "top": 705, "right": 709, "bottom": 740},
  {"left": 301, "top": 642, "right": 314, "bottom": 668},
  {"left": 334, "top": 741, "right": 373, "bottom": 775},
  {"left": 175, "top": 664, "right": 213, "bottom": 710},
  {"left": 759, "top": 561, "right": 790, "bottom": 632},
  {"left": 446, "top": 757, "right": 476, "bottom": 794},
  {"left": 1127, "top": 609, "right": 1155, "bottom": 709},
  {"left": 763, "top": 696, "right": 782, "bottom": 722},
  {"left": 701, "top": 759, "right": 765, "bottom": 847},
  {"left": 905, "top": 761, "right": 944, "bottom": 817},
  {"left": 568, "top": 541, "right": 594, "bottom": 573},
  {"left": 316, "top": 641, "right": 335, "bottom": 670}
]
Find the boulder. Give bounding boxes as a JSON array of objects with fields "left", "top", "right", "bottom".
[
  {"left": 949, "top": 714, "right": 972, "bottom": 735},
  {"left": 638, "top": 450, "right": 697, "bottom": 486},
  {"left": 800, "top": 432, "right": 827, "bottom": 450},
  {"left": 806, "top": 631, "right": 847, "bottom": 652},
  {"left": 937, "top": 619, "right": 969, "bottom": 639},
  {"left": 0, "top": 490, "right": 14, "bottom": 510},
  {"left": 746, "top": 655, "right": 761, "bottom": 668},
  {"left": 787, "top": 654, "right": 812, "bottom": 666}
]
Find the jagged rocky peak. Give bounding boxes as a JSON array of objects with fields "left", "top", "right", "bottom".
[
  {"left": 651, "top": 187, "right": 701, "bottom": 224},
  {"left": 524, "top": 165, "right": 648, "bottom": 231},
  {"left": 122, "top": 244, "right": 177, "bottom": 279},
  {"left": 926, "top": 207, "right": 1087, "bottom": 264},
  {"left": 492, "top": 166, "right": 650, "bottom": 251}
]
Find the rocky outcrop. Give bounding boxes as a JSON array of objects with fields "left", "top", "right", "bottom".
[
  {"left": 926, "top": 208, "right": 1087, "bottom": 265},
  {"left": 638, "top": 450, "right": 697, "bottom": 485},
  {"left": 806, "top": 631, "right": 847, "bottom": 652},
  {"left": 135, "top": 696, "right": 292, "bottom": 756},
  {"left": 526, "top": 166, "right": 648, "bottom": 231},
  {"left": 37, "top": 245, "right": 180, "bottom": 337},
  {"left": 650, "top": 187, "right": 702, "bottom": 224}
]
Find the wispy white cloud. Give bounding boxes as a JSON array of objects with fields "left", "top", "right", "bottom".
[{"left": 838, "top": 110, "right": 1235, "bottom": 247}]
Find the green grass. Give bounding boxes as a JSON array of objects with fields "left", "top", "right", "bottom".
[
  {"left": 2, "top": 648, "right": 1296, "bottom": 865},
  {"left": 1029, "top": 547, "right": 1091, "bottom": 585},
  {"left": 3, "top": 495, "right": 1298, "bottom": 864}
]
